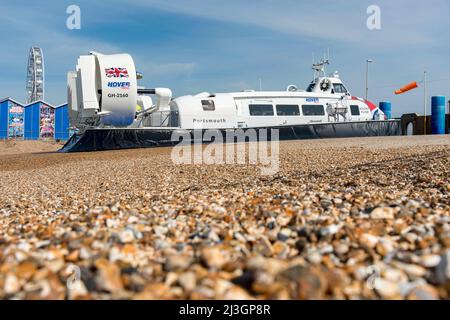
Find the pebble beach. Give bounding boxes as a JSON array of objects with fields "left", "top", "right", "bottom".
[{"left": 0, "top": 135, "right": 449, "bottom": 300}]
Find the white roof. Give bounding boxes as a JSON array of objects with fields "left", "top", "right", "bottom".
[
  {"left": 0, "top": 97, "right": 25, "bottom": 106},
  {"left": 24, "top": 100, "right": 55, "bottom": 108},
  {"left": 0, "top": 98, "right": 66, "bottom": 109},
  {"left": 55, "top": 103, "right": 68, "bottom": 109},
  {"left": 208, "top": 90, "right": 338, "bottom": 100}
]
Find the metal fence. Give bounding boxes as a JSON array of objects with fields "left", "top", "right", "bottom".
[{"left": 140, "top": 110, "right": 179, "bottom": 127}]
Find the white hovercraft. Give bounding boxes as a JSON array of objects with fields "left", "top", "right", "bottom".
[{"left": 62, "top": 52, "right": 399, "bottom": 152}]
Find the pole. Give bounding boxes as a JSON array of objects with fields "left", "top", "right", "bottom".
[
  {"left": 365, "top": 61, "right": 369, "bottom": 100},
  {"left": 424, "top": 71, "right": 427, "bottom": 135},
  {"left": 365, "top": 59, "right": 373, "bottom": 100}
]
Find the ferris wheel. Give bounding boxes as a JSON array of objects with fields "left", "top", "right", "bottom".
[{"left": 26, "top": 47, "right": 45, "bottom": 103}]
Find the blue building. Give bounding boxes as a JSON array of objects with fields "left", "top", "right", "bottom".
[
  {"left": 55, "top": 103, "right": 70, "bottom": 140},
  {"left": 24, "top": 100, "right": 56, "bottom": 140},
  {"left": 1, "top": 97, "right": 71, "bottom": 141},
  {"left": 0, "top": 98, "right": 25, "bottom": 139}
]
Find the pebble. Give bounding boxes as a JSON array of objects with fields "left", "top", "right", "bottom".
[
  {"left": 320, "top": 224, "right": 340, "bottom": 237},
  {"left": 359, "top": 233, "right": 379, "bottom": 248},
  {"left": 95, "top": 259, "right": 124, "bottom": 293},
  {"left": 370, "top": 207, "right": 395, "bottom": 220},
  {"left": 392, "top": 262, "right": 427, "bottom": 278},
  {"left": 376, "top": 238, "right": 395, "bottom": 257},
  {"left": 334, "top": 243, "right": 349, "bottom": 255},
  {"left": 222, "top": 285, "right": 254, "bottom": 300},
  {"left": 307, "top": 251, "right": 323, "bottom": 264},
  {"left": 277, "top": 228, "right": 291, "bottom": 241},
  {"left": 254, "top": 237, "right": 273, "bottom": 257},
  {"left": 376, "top": 279, "right": 401, "bottom": 299},
  {"left": 16, "top": 261, "right": 37, "bottom": 280},
  {"left": 178, "top": 272, "right": 197, "bottom": 292},
  {"left": 279, "top": 265, "right": 328, "bottom": 299},
  {"left": 383, "top": 268, "right": 408, "bottom": 283},
  {"left": 0, "top": 137, "right": 448, "bottom": 299},
  {"left": 419, "top": 254, "right": 441, "bottom": 268},
  {"left": 118, "top": 229, "right": 136, "bottom": 243},
  {"left": 320, "top": 199, "right": 333, "bottom": 209},
  {"left": 276, "top": 214, "right": 291, "bottom": 227},
  {"left": 68, "top": 280, "right": 88, "bottom": 300},
  {"left": 272, "top": 241, "right": 289, "bottom": 258},
  {"left": 407, "top": 283, "right": 439, "bottom": 300},
  {"left": 201, "top": 247, "right": 227, "bottom": 270},
  {"left": 154, "top": 226, "right": 168, "bottom": 237},
  {"left": 4, "top": 274, "right": 20, "bottom": 295},
  {"left": 106, "top": 219, "right": 119, "bottom": 228},
  {"left": 434, "top": 249, "right": 450, "bottom": 285},
  {"left": 165, "top": 254, "right": 192, "bottom": 272}
]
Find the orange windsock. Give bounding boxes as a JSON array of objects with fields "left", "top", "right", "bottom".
[{"left": 395, "top": 81, "right": 418, "bottom": 95}]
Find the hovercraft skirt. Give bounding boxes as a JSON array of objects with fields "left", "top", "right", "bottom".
[{"left": 59, "top": 120, "right": 401, "bottom": 153}]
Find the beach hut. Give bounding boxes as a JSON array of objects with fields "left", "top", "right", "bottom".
[
  {"left": 55, "top": 103, "right": 70, "bottom": 140},
  {"left": 0, "top": 97, "right": 25, "bottom": 139},
  {"left": 24, "top": 100, "right": 55, "bottom": 140}
]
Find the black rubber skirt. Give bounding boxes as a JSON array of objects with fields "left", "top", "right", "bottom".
[{"left": 60, "top": 120, "right": 401, "bottom": 153}]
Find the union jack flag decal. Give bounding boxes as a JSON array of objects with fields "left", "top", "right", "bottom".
[{"left": 105, "top": 67, "right": 129, "bottom": 78}]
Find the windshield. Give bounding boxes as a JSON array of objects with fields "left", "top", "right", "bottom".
[{"left": 333, "top": 83, "right": 348, "bottom": 93}]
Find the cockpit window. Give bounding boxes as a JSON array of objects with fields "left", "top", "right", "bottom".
[
  {"left": 332, "top": 83, "right": 348, "bottom": 94},
  {"left": 306, "top": 82, "right": 315, "bottom": 92}
]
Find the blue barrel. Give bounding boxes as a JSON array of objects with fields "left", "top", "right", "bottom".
[
  {"left": 431, "top": 96, "right": 446, "bottom": 134},
  {"left": 379, "top": 102, "right": 392, "bottom": 119}
]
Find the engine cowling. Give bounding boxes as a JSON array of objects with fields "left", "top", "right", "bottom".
[
  {"left": 97, "top": 53, "right": 138, "bottom": 126},
  {"left": 68, "top": 52, "right": 138, "bottom": 127}
]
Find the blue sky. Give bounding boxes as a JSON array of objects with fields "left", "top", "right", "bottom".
[{"left": 0, "top": 0, "right": 449, "bottom": 116}]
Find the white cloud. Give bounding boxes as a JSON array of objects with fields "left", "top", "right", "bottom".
[
  {"left": 138, "top": 62, "right": 196, "bottom": 78},
  {"left": 120, "top": 0, "right": 447, "bottom": 47}
]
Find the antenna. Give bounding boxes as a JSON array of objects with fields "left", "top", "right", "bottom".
[{"left": 312, "top": 51, "right": 330, "bottom": 78}]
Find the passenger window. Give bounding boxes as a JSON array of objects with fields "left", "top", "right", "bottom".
[
  {"left": 276, "top": 105, "right": 300, "bottom": 116},
  {"left": 350, "top": 105, "right": 360, "bottom": 116},
  {"left": 302, "top": 105, "right": 325, "bottom": 116},
  {"left": 201, "top": 100, "right": 215, "bottom": 111},
  {"left": 249, "top": 104, "right": 274, "bottom": 116}
]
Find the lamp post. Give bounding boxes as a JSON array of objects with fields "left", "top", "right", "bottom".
[
  {"left": 365, "top": 59, "right": 373, "bottom": 100},
  {"left": 423, "top": 70, "right": 427, "bottom": 135}
]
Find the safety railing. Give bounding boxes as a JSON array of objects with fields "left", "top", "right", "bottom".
[{"left": 140, "top": 110, "right": 179, "bottom": 127}]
